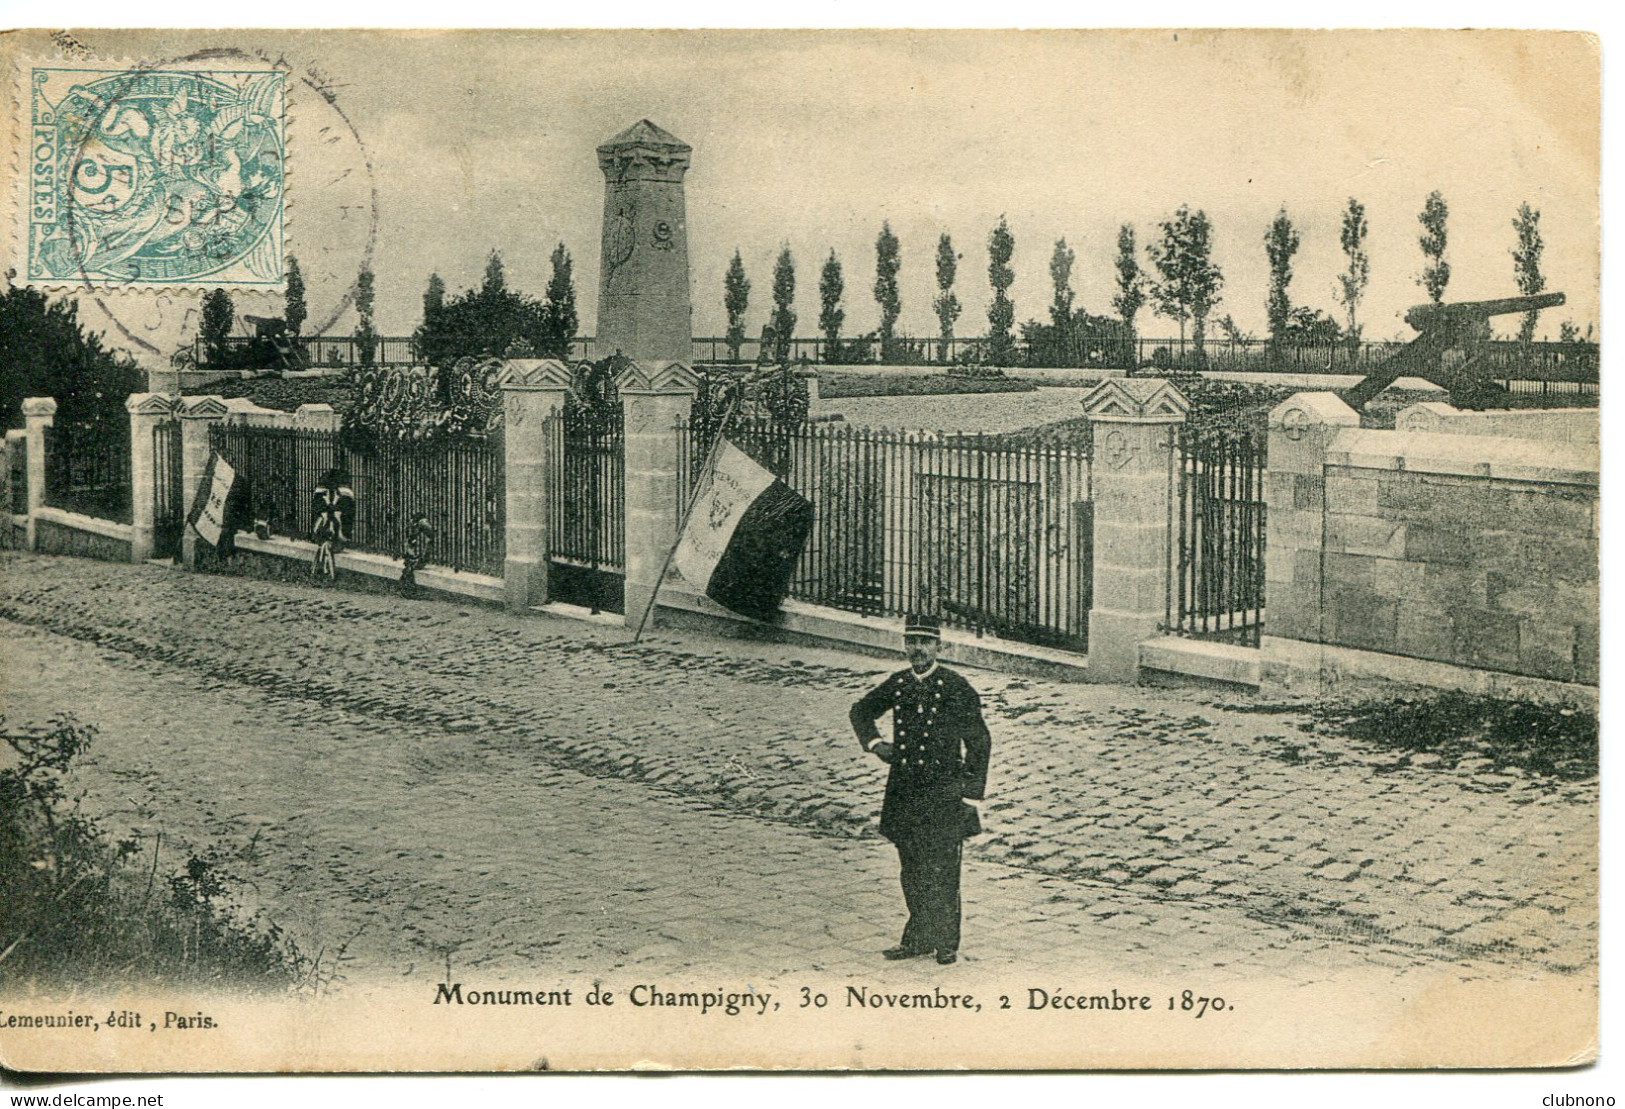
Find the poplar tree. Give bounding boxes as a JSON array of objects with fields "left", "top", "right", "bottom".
[
  {"left": 724, "top": 250, "right": 751, "bottom": 363},
  {"left": 1336, "top": 198, "right": 1370, "bottom": 344},
  {"left": 1264, "top": 206, "right": 1301, "bottom": 348},
  {"left": 423, "top": 272, "right": 446, "bottom": 327},
  {"left": 874, "top": 222, "right": 902, "bottom": 361},
  {"left": 932, "top": 233, "right": 961, "bottom": 362},
  {"left": 354, "top": 267, "right": 377, "bottom": 366},
  {"left": 541, "top": 243, "right": 579, "bottom": 360},
  {"left": 284, "top": 255, "right": 307, "bottom": 337},
  {"left": 818, "top": 250, "right": 845, "bottom": 357},
  {"left": 1112, "top": 224, "right": 1146, "bottom": 357},
  {"left": 770, "top": 245, "right": 796, "bottom": 364},
  {"left": 986, "top": 216, "right": 1016, "bottom": 365},
  {"left": 201, "top": 288, "right": 235, "bottom": 367},
  {"left": 1418, "top": 190, "right": 1451, "bottom": 306},
  {"left": 1510, "top": 202, "right": 1546, "bottom": 343}
]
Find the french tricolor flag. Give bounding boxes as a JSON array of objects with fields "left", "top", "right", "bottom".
[{"left": 671, "top": 439, "right": 813, "bottom": 621}]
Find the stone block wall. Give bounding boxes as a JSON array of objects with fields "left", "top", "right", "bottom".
[
  {"left": 1316, "top": 467, "right": 1597, "bottom": 682},
  {"left": 34, "top": 515, "right": 134, "bottom": 562},
  {"left": 1269, "top": 395, "right": 1599, "bottom": 688}
]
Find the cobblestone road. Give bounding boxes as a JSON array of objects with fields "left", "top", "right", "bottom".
[{"left": 0, "top": 552, "right": 1597, "bottom": 986}]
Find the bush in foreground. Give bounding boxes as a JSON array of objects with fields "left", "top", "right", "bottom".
[{"left": 1, "top": 715, "right": 317, "bottom": 991}]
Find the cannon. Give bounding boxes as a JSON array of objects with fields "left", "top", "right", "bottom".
[
  {"left": 1340, "top": 291, "right": 1566, "bottom": 410},
  {"left": 239, "top": 314, "right": 307, "bottom": 370},
  {"left": 242, "top": 313, "right": 289, "bottom": 337}
]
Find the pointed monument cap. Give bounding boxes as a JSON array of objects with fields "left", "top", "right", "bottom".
[{"left": 598, "top": 119, "right": 691, "bottom": 155}]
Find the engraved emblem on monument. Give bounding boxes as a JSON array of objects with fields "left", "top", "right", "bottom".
[
  {"left": 606, "top": 210, "right": 635, "bottom": 271},
  {"left": 1103, "top": 428, "right": 1135, "bottom": 469}
]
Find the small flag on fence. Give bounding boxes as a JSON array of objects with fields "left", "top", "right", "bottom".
[
  {"left": 672, "top": 439, "right": 813, "bottom": 621},
  {"left": 187, "top": 453, "right": 242, "bottom": 551}
]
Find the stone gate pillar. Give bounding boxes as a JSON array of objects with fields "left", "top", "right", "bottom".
[
  {"left": 22, "top": 397, "right": 56, "bottom": 551},
  {"left": 595, "top": 120, "right": 694, "bottom": 364},
  {"left": 1082, "top": 379, "right": 1190, "bottom": 682},
  {"left": 178, "top": 395, "right": 228, "bottom": 567},
  {"left": 498, "top": 359, "right": 572, "bottom": 612},
  {"left": 126, "top": 392, "right": 177, "bottom": 563},
  {"left": 1261, "top": 392, "right": 1360, "bottom": 649},
  {"left": 618, "top": 359, "right": 699, "bottom": 630}
]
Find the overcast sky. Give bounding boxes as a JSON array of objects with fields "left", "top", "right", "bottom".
[{"left": 11, "top": 29, "right": 1599, "bottom": 362}]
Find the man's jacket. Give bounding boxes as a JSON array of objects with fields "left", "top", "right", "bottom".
[{"left": 850, "top": 665, "right": 992, "bottom": 843}]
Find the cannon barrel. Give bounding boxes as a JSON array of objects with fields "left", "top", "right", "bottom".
[{"left": 1404, "top": 292, "right": 1566, "bottom": 331}]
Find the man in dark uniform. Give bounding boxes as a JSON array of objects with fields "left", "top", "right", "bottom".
[{"left": 850, "top": 615, "right": 992, "bottom": 965}]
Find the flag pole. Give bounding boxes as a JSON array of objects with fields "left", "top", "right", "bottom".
[{"left": 630, "top": 384, "right": 747, "bottom": 644}]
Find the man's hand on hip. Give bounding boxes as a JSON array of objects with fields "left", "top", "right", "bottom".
[{"left": 873, "top": 741, "right": 894, "bottom": 764}]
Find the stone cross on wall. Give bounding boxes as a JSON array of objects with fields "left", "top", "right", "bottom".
[{"left": 595, "top": 120, "right": 694, "bottom": 365}]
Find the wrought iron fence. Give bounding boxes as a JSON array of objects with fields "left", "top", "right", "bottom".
[
  {"left": 202, "top": 331, "right": 1599, "bottom": 382},
  {"left": 1477, "top": 340, "right": 1600, "bottom": 383},
  {"left": 1170, "top": 425, "right": 1267, "bottom": 646},
  {"left": 1499, "top": 379, "right": 1599, "bottom": 396},
  {"left": 9, "top": 439, "right": 27, "bottom": 516},
  {"left": 545, "top": 408, "right": 625, "bottom": 573},
  {"left": 210, "top": 424, "right": 505, "bottom": 576},
  {"left": 1135, "top": 337, "right": 1407, "bottom": 375},
  {"left": 152, "top": 419, "right": 184, "bottom": 560},
  {"left": 42, "top": 415, "right": 132, "bottom": 523},
  {"left": 678, "top": 415, "right": 1093, "bottom": 651}
]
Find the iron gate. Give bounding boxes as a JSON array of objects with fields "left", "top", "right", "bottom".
[
  {"left": 678, "top": 416, "right": 1094, "bottom": 651},
  {"left": 547, "top": 407, "right": 625, "bottom": 613},
  {"left": 1169, "top": 424, "right": 1267, "bottom": 646},
  {"left": 152, "top": 418, "right": 184, "bottom": 559}
]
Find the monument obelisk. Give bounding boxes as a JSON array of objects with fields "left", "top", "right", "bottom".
[{"left": 595, "top": 120, "right": 693, "bottom": 364}]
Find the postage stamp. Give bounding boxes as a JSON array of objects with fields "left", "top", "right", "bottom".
[{"left": 23, "top": 62, "right": 285, "bottom": 288}]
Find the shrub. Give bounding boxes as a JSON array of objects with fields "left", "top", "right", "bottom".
[
  {"left": 823, "top": 333, "right": 876, "bottom": 365},
  {"left": 1, "top": 714, "right": 311, "bottom": 990}
]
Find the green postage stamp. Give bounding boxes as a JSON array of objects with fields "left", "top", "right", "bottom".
[{"left": 24, "top": 62, "right": 286, "bottom": 287}]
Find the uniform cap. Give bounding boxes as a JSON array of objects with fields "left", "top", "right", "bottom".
[{"left": 903, "top": 614, "right": 941, "bottom": 639}]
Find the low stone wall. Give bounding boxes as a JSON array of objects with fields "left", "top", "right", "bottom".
[
  {"left": 1265, "top": 393, "right": 1598, "bottom": 693},
  {"left": 223, "top": 533, "right": 505, "bottom": 607},
  {"left": 654, "top": 584, "right": 1092, "bottom": 683},
  {"left": 33, "top": 509, "right": 135, "bottom": 563}
]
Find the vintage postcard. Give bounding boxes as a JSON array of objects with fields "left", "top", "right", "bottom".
[{"left": 0, "top": 28, "right": 1601, "bottom": 1074}]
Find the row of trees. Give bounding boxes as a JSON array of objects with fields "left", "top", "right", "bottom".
[
  {"left": 722, "top": 192, "right": 1562, "bottom": 366},
  {"left": 414, "top": 246, "right": 578, "bottom": 366},
  {"left": 197, "top": 245, "right": 581, "bottom": 371}
]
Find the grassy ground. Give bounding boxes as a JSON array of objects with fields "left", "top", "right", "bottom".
[
  {"left": 818, "top": 372, "right": 1036, "bottom": 398},
  {"left": 995, "top": 373, "right": 1299, "bottom": 449}
]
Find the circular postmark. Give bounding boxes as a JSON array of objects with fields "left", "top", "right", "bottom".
[
  {"left": 31, "top": 45, "right": 379, "bottom": 367},
  {"left": 43, "top": 67, "right": 285, "bottom": 286}
]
